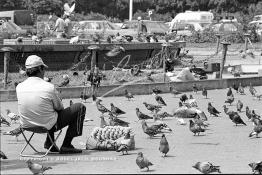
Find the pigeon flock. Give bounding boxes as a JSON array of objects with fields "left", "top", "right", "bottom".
[{"left": 1, "top": 82, "right": 262, "bottom": 174}]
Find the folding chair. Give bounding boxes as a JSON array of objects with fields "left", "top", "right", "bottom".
[{"left": 20, "top": 126, "right": 62, "bottom": 158}]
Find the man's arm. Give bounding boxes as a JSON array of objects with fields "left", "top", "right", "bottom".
[{"left": 52, "top": 88, "right": 64, "bottom": 111}]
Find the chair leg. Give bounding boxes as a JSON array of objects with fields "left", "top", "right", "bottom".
[{"left": 20, "top": 130, "right": 62, "bottom": 158}]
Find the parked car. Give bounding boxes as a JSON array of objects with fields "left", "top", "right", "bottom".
[
  {"left": 248, "top": 20, "right": 262, "bottom": 36},
  {"left": 71, "top": 20, "right": 137, "bottom": 38},
  {"left": 121, "top": 20, "right": 169, "bottom": 36},
  {"left": 209, "top": 21, "right": 242, "bottom": 34}
]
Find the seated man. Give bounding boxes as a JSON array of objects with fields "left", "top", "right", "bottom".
[{"left": 16, "top": 55, "right": 86, "bottom": 154}]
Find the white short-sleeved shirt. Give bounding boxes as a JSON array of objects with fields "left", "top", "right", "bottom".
[
  {"left": 55, "top": 17, "right": 65, "bottom": 32},
  {"left": 16, "top": 77, "right": 64, "bottom": 130}
]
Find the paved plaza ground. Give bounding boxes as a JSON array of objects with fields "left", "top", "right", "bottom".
[{"left": 1, "top": 86, "right": 262, "bottom": 174}]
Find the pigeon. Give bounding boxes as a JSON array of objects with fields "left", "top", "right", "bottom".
[
  {"left": 227, "top": 87, "right": 233, "bottom": 96},
  {"left": 193, "top": 113, "right": 209, "bottom": 128},
  {"left": 153, "top": 112, "right": 173, "bottom": 121},
  {"left": 159, "top": 134, "right": 169, "bottom": 157},
  {"left": 238, "top": 83, "right": 245, "bottom": 94},
  {"left": 143, "top": 102, "right": 162, "bottom": 113},
  {"left": 154, "top": 94, "right": 167, "bottom": 106},
  {"left": 6, "top": 109, "right": 20, "bottom": 123},
  {"left": 192, "top": 83, "right": 198, "bottom": 93},
  {"left": 176, "top": 118, "right": 187, "bottom": 125},
  {"left": 124, "top": 89, "right": 134, "bottom": 101},
  {"left": 152, "top": 87, "right": 162, "bottom": 94},
  {"left": 72, "top": 71, "right": 79, "bottom": 76},
  {"left": 116, "top": 144, "right": 129, "bottom": 155},
  {"left": 229, "top": 112, "right": 247, "bottom": 126},
  {"left": 202, "top": 87, "right": 207, "bottom": 99},
  {"left": 180, "top": 94, "right": 188, "bottom": 103},
  {"left": 26, "top": 160, "right": 52, "bottom": 175},
  {"left": 16, "top": 36, "right": 23, "bottom": 43},
  {"left": 225, "top": 94, "right": 234, "bottom": 105},
  {"left": 236, "top": 100, "right": 243, "bottom": 112},
  {"left": 169, "top": 86, "right": 182, "bottom": 97},
  {"left": 207, "top": 102, "right": 220, "bottom": 117},
  {"left": 188, "top": 95, "right": 198, "bottom": 108},
  {"left": 106, "top": 46, "right": 125, "bottom": 57},
  {"left": 136, "top": 108, "right": 153, "bottom": 121},
  {"left": 99, "top": 116, "right": 109, "bottom": 128},
  {"left": 256, "top": 94, "right": 262, "bottom": 100},
  {"left": 246, "top": 106, "right": 252, "bottom": 120},
  {"left": 96, "top": 99, "right": 110, "bottom": 115},
  {"left": 151, "top": 122, "right": 172, "bottom": 132},
  {"left": 110, "top": 103, "right": 126, "bottom": 116},
  {"left": 0, "top": 150, "right": 7, "bottom": 159},
  {"left": 248, "top": 161, "right": 262, "bottom": 174},
  {"left": 136, "top": 152, "right": 153, "bottom": 171},
  {"left": 64, "top": 2, "right": 75, "bottom": 16},
  {"left": 189, "top": 120, "right": 206, "bottom": 136},
  {"left": 232, "top": 83, "right": 239, "bottom": 93},
  {"left": 141, "top": 120, "right": 163, "bottom": 138},
  {"left": 0, "top": 114, "right": 11, "bottom": 126},
  {"left": 250, "top": 110, "right": 262, "bottom": 126},
  {"left": 80, "top": 92, "right": 90, "bottom": 103},
  {"left": 249, "top": 83, "right": 257, "bottom": 96},
  {"left": 69, "top": 100, "right": 73, "bottom": 106},
  {"left": 58, "top": 74, "right": 70, "bottom": 87},
  {"left": 249, "top": 123, "right": 262, "bottom": 138},
  {"left": 69, "top": 36, "right": 80, "bottom": 44},
  {"left": 108, "top": 113, "right": 129, "bottom": 127},
  {"left": 192, "top": 162, "right": 221, "bottom": 174}
]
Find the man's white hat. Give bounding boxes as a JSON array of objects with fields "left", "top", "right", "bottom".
[{"left": 25, "top": 55, "right": 48, "bottom": 69}]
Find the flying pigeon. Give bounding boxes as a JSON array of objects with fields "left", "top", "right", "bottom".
[
  {"left": 248, "top": 161, "right": 262, "bottom": 174},
  {"left": 136, "top": 108, "right": 153, "bottom": 121},
  {"left": 124, "top": 89, "right": 134, "bottom": 101},
  {"left": 169, "top": 86, "right": 182, "bottom": 97},
  {"left": 236, "top": 100, "right": 243, "bottom": 112},
  {"left": 192, "top": 162, "right": 221, "bottom": 174},
  {"left": 154, "top": 94, "right": 167, "bottom": 106},
  {"left": 136, "top": 152, "right": 153, "bottom": 171},
  {"left": 6, "top": 109, "right": 20, "bottom": 123},
  {"left": 106, "top": 46, "right": 125, "bottom": 57},
  {"left": 0, "top": 150, "right": 7, "bottom": 159},
  {"left": 96, "top": 99, "right": 110, "bottom": 115},
  {"left": 202, "top": 87, "right": 208, "bottom": 99},
  {"left": 189, "top": 120, "right": 206, "bottom": 136},
  {"left": 26, "top": 159, "right": 52, "bottom": 175},
  {"left": 116, "top": 144, "right": 129, "bottom": 155},
  {"left": 58, "top": 74, "right": 70, "bottom": 87},
  {"left": 207, "top": 102, "right": 221, "bottom": 117},
  {"left": 159, "top": 134, "right": 169, "bottom": 157},
  {"left": 110, "top": 103, "right": 126, "bottom": 116},
  {"left": 143, "top": 102, "right": 162, "bottom": 113},
  {"left": 64, "top": 2, "right": 75, "bottom": 16},
  {"left": 69, "top": 36, "right": 80, "bottom": 44},
  {"left": 225, "top": 94, "right": 234, "bottom": 105}
]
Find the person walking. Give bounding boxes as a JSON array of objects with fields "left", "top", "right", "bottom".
[
  {"left": 16, "top": 55, "right": 86, "bottom": 154},
  {"left": 64, "top": 14, "right": 73, "bottom": 38},
  {"left": 137, "top": 16, "right": 147, "bottom": 36},
  {"left": 53, "top": 13, "right": 66, "bottom": 38}
]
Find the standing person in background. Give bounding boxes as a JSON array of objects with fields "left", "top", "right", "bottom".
[
  {"left": 64, "top": 14, "right": 73, "bottom": 39},
  {"left": 53, "top": 13, "right": 66, "bottom": 38},
  {"left": 137, "top": 16, "right": 147, "bottom": 36}
]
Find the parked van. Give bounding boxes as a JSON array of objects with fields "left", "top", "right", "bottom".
[
  {"left": 0, "top": 10, "right": 36, "bottom": 33},
  {"left": 169, "top": 11, "right": 214, "bottom": 32}
]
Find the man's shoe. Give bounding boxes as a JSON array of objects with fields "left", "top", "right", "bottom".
[
  {"left": 44, "top": 141, "right": 60, "bottom": 153},
  {"left": 60, "top": 144, "right": 82, "bottom": 154}
]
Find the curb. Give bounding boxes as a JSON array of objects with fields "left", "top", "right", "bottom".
[{"left": 1, "top": 76, "right": 261, "bottom": 102}]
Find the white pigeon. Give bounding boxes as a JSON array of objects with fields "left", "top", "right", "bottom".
[
  {"left": 6, "top": 109, "right": 20, "bottom": 123},
  {"left": 176, "top": 118, "right": 186, "bottom": 125},
  {"left": 69, "top": 36, "right": 79, "bottom": 44},
  {"left": 64, "top": 2, "right": 75, "bottom": 16}
]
